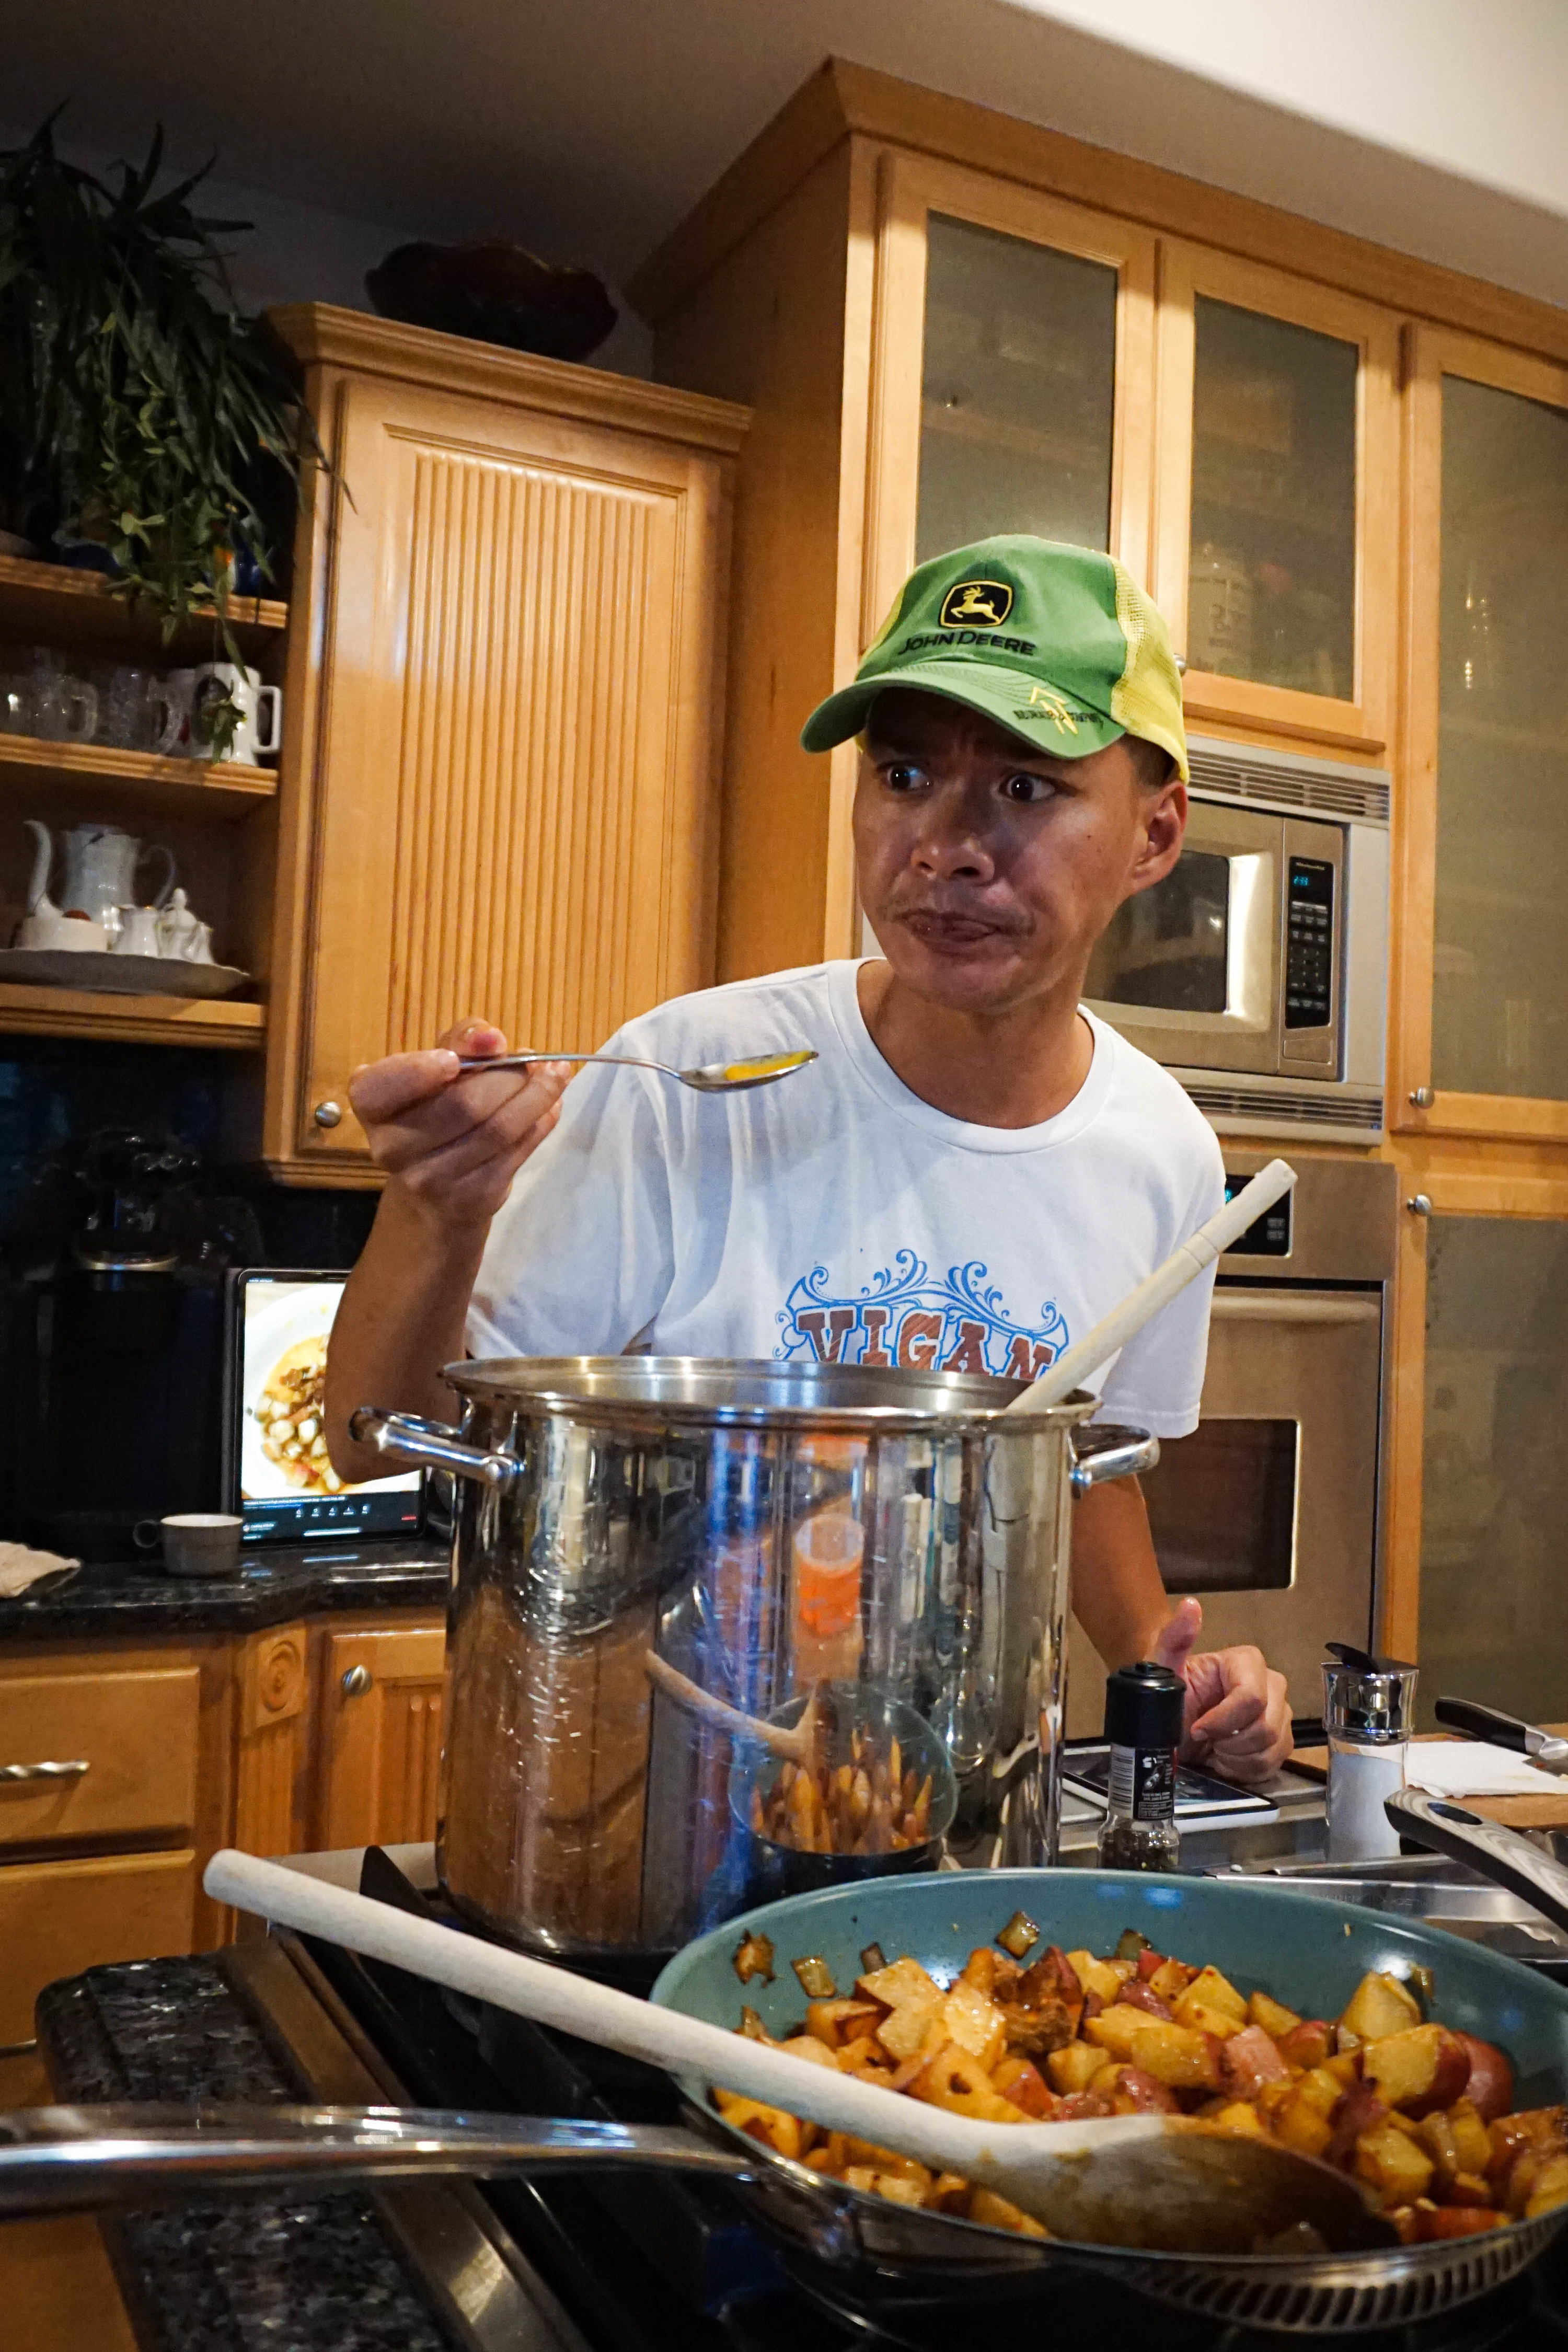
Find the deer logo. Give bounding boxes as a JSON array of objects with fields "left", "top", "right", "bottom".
[{"left": 939, "top": 578, "right": 1013, "bottom": 628}]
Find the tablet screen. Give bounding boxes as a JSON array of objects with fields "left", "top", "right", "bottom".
[{"left": 233, "top": 1273, "right": 422, "bottom": 1541}]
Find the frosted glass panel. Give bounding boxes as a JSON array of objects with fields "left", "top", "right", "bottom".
[
  {"left": 1187, "top": 298, "right": 1357, "bottom": 699},
  {"left": 1432, "top": 375, "right": 1568, "bottom": 1099},
  {"left": 1419, "top": 1216, "right": 1568, "bottom": 1726},
  {"left": 916, "top": 215, "right": 1116, "bottom": 562}
]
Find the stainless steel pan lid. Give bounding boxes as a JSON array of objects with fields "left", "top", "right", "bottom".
[{"left": 438, "top": 1354, "right": 1099, "bottom": 1434}]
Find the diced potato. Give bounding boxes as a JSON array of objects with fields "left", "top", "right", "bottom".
[
  {"left": 1362, "top": 2025, "right": 1471, "bottom": 2119},
  {"left": 839, "top": 2136, "right": 930, "bottom": 2182},
  {"left": 1525, "top": 2152, "right": 1568, "bottom": 2219},
  {"left": 1355, "top": 2117, "right": 1437, "bottom": 2202},
  {"left": 1339, "top": 1970, "right": 1423, "bottom": 2044},
  {"left": 959, "top": 1948, "right": 997, "bottom": 1998},
  {"left": 1083, "top": 2009, "right": 1219, "bottom": 2091},
  {"left": 857, "top": 1957, "right": 941, "bottom": 2012},
  {"left": 926, "top": 2171, "right": 971, "bottom": 2212},
  {"left": 1274, "top": 2088, "right": 1335, "bottom": 2159},
  {"left": 805, "top": 1998, "right": 881, "bottom": 2049},
  {"left": 1449, "top": 2099, "right": 1494, "bottom": 2180},
  {"left": 843, "top": 2166, "right": 928, "bottom": 2209},
  {"left": 1065, "top": 1949, "right": 1125, "bottom": 2006},
  {"left": 874, "top": 1992, "right": 946, "bottom": 2062},
  {"left": 938, "top": 1979, "right": 1007, "bottom": 2074},
  {"left": 1175, "top": 1997, "right": 1246, "bottom": 2043},
  {"left": 910, "top": 2041, "right": 1031, "bottom": 2125},
  {"left": 991, "top": 2055, "right": 1054, "bottom": 2116},
  {"left": 1248, "top": 1989, "right": 1302, "bottom": 2040},
  {"left": 1178, "top": 1965, "right": 1248, "bottom": 2024},
  {"left": 1047, "top": 2040, "right": 1117, "bottom": 2096},
  {"left": 779, "top": 2034, "right": 841, "bottom": 2070},
  {"left": 1324, "top": 2050, "right": 1363, "bottom": 2088},
  {"left": 1146, "top": 1955, "right": 1198, "bottom": 2003},
  {"left": 1419, "top": 2107, "right": 1461, "bottom": 2190},
  {"left": 713, "top": 2090, "right": 808, "bottom": 2160},
  {"left": 1295, "top": 2066, "right": 1350, "bottom": 2119},
  {"left": 1204, "top": 2100, "right": 1267, "bottom": 2138},
  {"left": 967, "top": 2186, "right": 1049, "bottom": 2238},
  {"left": 1277, "top": 2020, "right": 1335, "bottom": 2070}
]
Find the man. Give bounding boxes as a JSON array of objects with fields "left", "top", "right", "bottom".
[{"left": 326, "top": 535, "right": 1292, "bottom": 1782}]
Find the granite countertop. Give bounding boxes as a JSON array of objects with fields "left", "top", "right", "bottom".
[
  {"left": 0, "top": 1540, "right": 450, "bottom": 1640},
  {"left": 36, "top": 1955, "right": 451, "bottom": 2352}
]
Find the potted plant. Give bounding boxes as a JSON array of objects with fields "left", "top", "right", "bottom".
[{"left": 0, "top": 116, "right": 324, "bottom": 748}]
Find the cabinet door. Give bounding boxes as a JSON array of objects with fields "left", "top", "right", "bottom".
[
  {"left": 1154, "top": 246, "right": 1399, "bottom": 756},
  {"left": 1414, "top": 1202, "right": 1568, "bottom": 1726},
  {"left": 272, "top": 374, "right": 730, "bottom": 1173},
  {"left": 316, "top": 1623, "right": 446, "bottom": 1851},
  {"left": 864, "top": 155, "right": 1156, "bottom": 642},
  {"left": 0, "top": 1847, "right": 194, "bottom": 2045},
  {"left": 1395, "top": 330, "right": 1568, "bottom": 1141}
]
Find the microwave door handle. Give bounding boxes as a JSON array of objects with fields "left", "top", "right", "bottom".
[{"left": 1207, "top": 1295, "right": 1381, "bottom": 1324}]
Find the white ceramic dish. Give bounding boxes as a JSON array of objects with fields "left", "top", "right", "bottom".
[{"left": 0, "top": 948, "right": 249, "bottom": 998}]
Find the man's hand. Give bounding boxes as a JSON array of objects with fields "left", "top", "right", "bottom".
[
  {"left": 1152, "top": 1597, "right": 1293, "bottom": 1785},
  {"left": 348, "top": 1018, "right": 571, "bottom": 1230}
]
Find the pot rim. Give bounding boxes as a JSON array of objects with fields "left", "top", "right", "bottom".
[{"left": 440, "top": 1353, "right": 1101, "bottom": 1435}]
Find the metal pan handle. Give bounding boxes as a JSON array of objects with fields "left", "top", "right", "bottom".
[
  {"left": 349, "top": 1407, "right": 518, "bottom": 1492},
  {"left": 1069, "top": 1423, "right": 1160, "bottom": 1497},
  {"left": 1386, "top": 1786, "right": 1568, "bottom": 1939}
]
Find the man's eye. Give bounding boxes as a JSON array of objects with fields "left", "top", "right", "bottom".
[
  {"left": 883, "top": 762, "right": 928, "bottom": 792},
  {"left": 1001, "top": 772, "right": 1054, "bottom": 804}
]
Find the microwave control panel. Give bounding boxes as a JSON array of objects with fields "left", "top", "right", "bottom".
[{"left": 1285, "top": 856, "right": 1334, "bottom": 1029}]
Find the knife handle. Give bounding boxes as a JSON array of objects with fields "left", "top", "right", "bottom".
[{"left": 1434, "top": 1697, "right": 1530, "bottom": 1752}]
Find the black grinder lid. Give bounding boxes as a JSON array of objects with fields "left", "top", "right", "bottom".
[{"left": 1105, "top": 1660, "right": 1186, "bottom": 1750}]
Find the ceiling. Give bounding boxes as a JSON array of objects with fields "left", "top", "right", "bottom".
[{"left": 6, "top": 0, "right": 1568, "bottom": 323}]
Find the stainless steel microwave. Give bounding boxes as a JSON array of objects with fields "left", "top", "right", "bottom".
[{"left": 1084, "top": 735, "right": 1390, "bottom": 1141}]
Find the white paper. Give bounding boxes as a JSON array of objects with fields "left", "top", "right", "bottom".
[{"left": 1404, "top": 1743, "right": 1568, "bottom": 1798}]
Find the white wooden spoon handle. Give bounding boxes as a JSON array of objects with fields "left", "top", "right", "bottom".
[
  {"left": 202, "top": 1850, "right": 1156, "bottom": 2185},
  {"left": 1006, "top": 1159, "right": 1297, "bottom": 1414}
]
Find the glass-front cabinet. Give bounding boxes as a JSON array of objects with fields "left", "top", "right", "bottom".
[
  {"left": 1153, "top": 247, "right": 1399, "bottom": 756},
  {"left": 1396, "top": 330, "right": 1568, "bottom": 1140},
  {"left": 1416, "top": 1210, "right": 1568, "bottom": 1726},
  {"left": 863, "top": 154, "right": 1155, "bottom": 642}
]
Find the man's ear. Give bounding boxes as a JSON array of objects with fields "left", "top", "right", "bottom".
[{"left": 1125, "top": 777, "right": 1187, "bottom": 896}]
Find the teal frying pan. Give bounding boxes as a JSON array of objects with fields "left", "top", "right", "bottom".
[{"left": 652, "top": 1863, "right": 1568, "bottom": 2335}]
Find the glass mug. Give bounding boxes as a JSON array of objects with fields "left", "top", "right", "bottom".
[{"left": 28, "top": 648, "right": 98, "bottom": 744}]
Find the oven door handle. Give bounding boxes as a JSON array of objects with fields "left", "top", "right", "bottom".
[{"left": 1210, "top": 1294, "right": 1380, "bottom": 1325}]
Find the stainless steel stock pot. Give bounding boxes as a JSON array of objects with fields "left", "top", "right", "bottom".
[{"left": 353, "top": 1359, "right": 1157, "bottom": 1962}]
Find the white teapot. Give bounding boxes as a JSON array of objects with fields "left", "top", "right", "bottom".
[{"left": 22, "top": 820, "right": 175, "bottom": 947}]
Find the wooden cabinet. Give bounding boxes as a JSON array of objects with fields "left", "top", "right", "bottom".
[
  {"left": 0, "top": 1848, "right": 195, "bottom": 2044},
  {"left": 315, "top": 1622, "right": 446, "bottom": 1850},
  {"left": 259, "top": 308, "right": 746, "bottom": 1181}
]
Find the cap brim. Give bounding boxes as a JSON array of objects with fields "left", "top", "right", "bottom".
[{"left": 800, "top": 659, "right": 1125, "bottom": 760}]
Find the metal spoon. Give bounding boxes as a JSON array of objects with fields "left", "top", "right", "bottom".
[{"left": 454, "top": 1047, "right": 817, "bottom": 1094}]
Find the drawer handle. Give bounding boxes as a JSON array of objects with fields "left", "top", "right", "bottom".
[
  {"left": 341, "top": 1665, "right": 373, "bottom": 1698},
  {"left": 0, "top": 1759, "right": 89, "bottom": 1782}
]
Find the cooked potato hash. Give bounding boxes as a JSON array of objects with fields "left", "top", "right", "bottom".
[{"left": 715, "top": 1921, "right": 1568, "bottom": 2243}]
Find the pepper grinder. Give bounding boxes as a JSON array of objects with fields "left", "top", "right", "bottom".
[
  {"left": 1323, "top": 1642, "right": 1417, "bottom": 1863},
  {"left": 1097, "top": 1661, "right": 1186, "bottom": 1873}
]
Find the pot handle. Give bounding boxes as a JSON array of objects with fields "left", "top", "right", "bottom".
[
  {"left": 1069, "top": 1423, "right": 1160, "bottom": 1498},
  {"left": 349, "top": 1406, "right": 518, "bottom": 1491},
  {"left": 1385, "top": 1786, "right": 1568, "bottom": 1940}
]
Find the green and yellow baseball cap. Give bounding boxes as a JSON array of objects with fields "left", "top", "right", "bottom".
[{"left": 801, "top": 534, "right": 1188, "bottom": 781}]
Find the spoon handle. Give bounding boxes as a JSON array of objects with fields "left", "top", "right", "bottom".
[
  {"left": 454, "top": 1052, "right": 664, "bottom": 1076},
  {"left": 643, "top": 1651, "right": 808, "bottom": 1762}
]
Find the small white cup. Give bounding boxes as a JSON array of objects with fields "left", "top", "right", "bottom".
[
  {"left": 134, "top": 1513, "right": 243, "bottom": 1577},
  {"left": 15, "top": 910, "right": 109, "bottom": 952},
  {"left": 112, "top": 905, "right": 164, "bottom": 956}
]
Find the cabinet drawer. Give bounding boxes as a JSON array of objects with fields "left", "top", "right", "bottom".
[
  {"left": 0, "top": 1667, "right": 200, "bottom": 1850},
  {"left": 0, "top": 1848, "right": 196, "bottom": 2044}
]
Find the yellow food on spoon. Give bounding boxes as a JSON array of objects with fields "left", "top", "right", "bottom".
[{"left": 720, "top": 1051, "right": 816, "bottom": 1083}]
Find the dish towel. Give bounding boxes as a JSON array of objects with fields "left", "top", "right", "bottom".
[
  {"left": 0, "top": 1542, "right": 79, "bottom": 1598},
  {"left": 1403, "top": 1742, "right": 1567, "bottom": 1800}
]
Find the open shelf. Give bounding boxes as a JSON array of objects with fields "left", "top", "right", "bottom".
[
  {"left": 0, "top": 552, "right": 287, "bottom": 658},
  {"left": 0, "top": 982, "right": 263, "bottom": 1048},
  {"left": 0, "top": 733, "right": 274, "bottom": 821}
]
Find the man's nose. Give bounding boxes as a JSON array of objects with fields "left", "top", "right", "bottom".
[{"left": 910, "top": 794, "right": 996, "bottom": 881}]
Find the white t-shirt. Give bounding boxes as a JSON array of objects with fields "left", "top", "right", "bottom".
[{"left": 469, "top": 962, "right": 1224, "bottom": 1435}]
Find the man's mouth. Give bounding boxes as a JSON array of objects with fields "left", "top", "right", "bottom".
[{"left": 895, "top": 908, "right": 1023, "bottom": 951}]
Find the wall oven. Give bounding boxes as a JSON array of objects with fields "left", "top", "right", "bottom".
[
  {"left": 1066, "top": 1152, "right": 1397, "bottom": 1740},
  {"left": 1084, "top": 734, "right": 1390, "bottom": 1142}
]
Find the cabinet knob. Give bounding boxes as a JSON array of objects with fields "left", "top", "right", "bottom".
[
  {"left": 314, "top": 1100, "right": 343, "bottom": 1129},
  {"left": 341, "top": 1664, "right": 373, "bottom": 1698},
  {"left": 1409, "top": 1086, "right": 1434, "bottom": 1108},
  {"left": 1406, "top": 1194, "right": 1433, "bottom": 1218}
]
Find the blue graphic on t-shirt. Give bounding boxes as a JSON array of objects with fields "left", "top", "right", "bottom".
[{"left": 776, "top": 1254, "right": 1070, "bottom": 1379}]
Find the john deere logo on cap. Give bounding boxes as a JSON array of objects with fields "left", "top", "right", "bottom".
[{"left": 939, "top": 578, "right": 1012, "bottom": 629}]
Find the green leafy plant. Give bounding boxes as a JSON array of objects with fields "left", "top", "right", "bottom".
[{"left": 0, "top": 114, "right": 325, "bottom": 742}]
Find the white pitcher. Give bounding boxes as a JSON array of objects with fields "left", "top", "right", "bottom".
[{"left": 25, "top": 821, "right": 175, "bottom": 946}]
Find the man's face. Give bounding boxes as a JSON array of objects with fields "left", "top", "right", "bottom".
[{"left": 853, "top": 687, "right": 1186, "bottom": 1017}]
